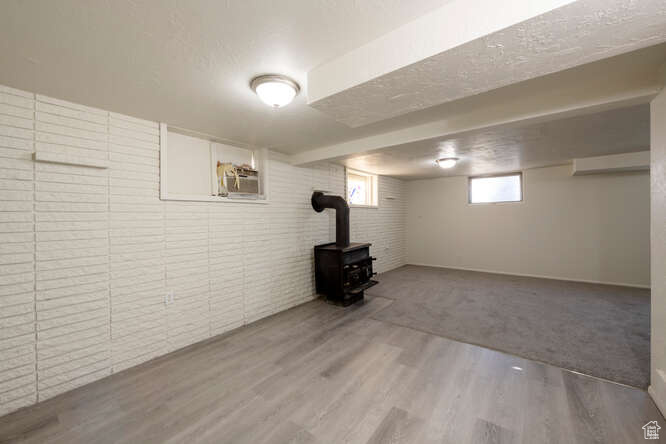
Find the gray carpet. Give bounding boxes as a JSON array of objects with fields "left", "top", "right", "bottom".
[{"left": 368, "top": 265, "right": 650, "bottom": 388}]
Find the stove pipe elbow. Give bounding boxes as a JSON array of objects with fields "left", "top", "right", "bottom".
[{"left": 311, "top": 191, "right": 350, "bottom": 247}]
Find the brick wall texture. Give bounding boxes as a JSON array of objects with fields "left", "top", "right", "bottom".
[{"left": 0, "top": 84, "right": 407, "bottom": 415}]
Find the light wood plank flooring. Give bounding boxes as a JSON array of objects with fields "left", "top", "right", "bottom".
[{"left": 0, "top": 296, "right": 663, "bottom": 443}]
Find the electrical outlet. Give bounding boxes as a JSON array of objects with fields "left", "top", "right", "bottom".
[{"left": 165, "top": 291, "right": 175, "bottom": 305}]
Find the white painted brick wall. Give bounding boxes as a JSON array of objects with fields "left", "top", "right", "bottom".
[
  {"left": 34, "top": 95, "right": 112, "bottom": 403},
  {"left": 350, "top": 175, "right": 407, "bottom": 273},
  {"left": 0, "top": 85, "right": 36, "bottom": 416},
  {"left": 0, "top": 83, "right": 407, "bottom": 416}
]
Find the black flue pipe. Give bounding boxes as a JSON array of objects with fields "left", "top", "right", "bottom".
[{"left": 311, "top": 191, "right": 350, "bottom": 247}]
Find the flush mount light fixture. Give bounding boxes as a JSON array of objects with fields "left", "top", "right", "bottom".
[
  {"left": 250, "top": 74, "right": 300, "bottom": 108},
  {"left": 436, "top": 157, "right": 458, "bottom": 169}
]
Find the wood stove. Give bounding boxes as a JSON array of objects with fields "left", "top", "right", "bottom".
[{"left": 311, "top": 192, "right": 377, "bottom": 306}]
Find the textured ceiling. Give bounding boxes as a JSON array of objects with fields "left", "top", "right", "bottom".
[
  {"left": 1, "top": 0, "right": 664, "bottom": 164},
  {"left": 341, "top": 104, "right": 650, "bottom": 179},
  {"left": 309, "top": 0, "right": 666, "bottom": 127},
  {"left": 0, "top": 0, "right": 445, "bottom": 152}
]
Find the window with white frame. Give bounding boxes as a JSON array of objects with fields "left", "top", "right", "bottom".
[
  {"left": 347, "top": 169, "right": 378, "bottom": 207},
  {"left": 469, "top": 173, "right": 522, "bottom": 204}
]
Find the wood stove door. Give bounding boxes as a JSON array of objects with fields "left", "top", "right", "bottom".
[{"left": 343, "top": 258, "right": 375, "bottom": 291}]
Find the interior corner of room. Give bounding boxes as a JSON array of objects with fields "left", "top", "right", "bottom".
[{"left": 0, "top": 1, "right": 665, "bottom": 442}]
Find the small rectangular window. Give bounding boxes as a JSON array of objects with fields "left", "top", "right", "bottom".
[
  {"left": 469, "top": 173, "right": 522, "bottom": 204},
  {"left": 347, "top": 169, "right": 378, "bottom": 207}
]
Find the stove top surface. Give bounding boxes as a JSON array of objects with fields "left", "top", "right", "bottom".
[{"left": 314, "top": 242, "right": 371, "bottom": 252}]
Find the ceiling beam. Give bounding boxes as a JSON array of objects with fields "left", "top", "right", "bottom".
[
  {"left": 307, "top": 0, "right": 666, "bottom": 128},
  {"left": 308, "top": 0, "right": 574, "bottom": 105},
  {"left": 291, "top": 63, "right": 662, "bottom": 166},
  {"left": 572, "top": 151, "right": 650, "bottom": 176}
]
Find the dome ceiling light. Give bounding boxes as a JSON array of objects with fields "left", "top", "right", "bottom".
[
  {"left": 436, "top": 157, "right": 458, "bottom": 169},
  {"left": 250, "top": 74, "right": 300, "bottom": 108}
]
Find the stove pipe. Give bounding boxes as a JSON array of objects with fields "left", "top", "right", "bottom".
[{"left": 311, "top": 191, "right": 350, "bottom": 247}]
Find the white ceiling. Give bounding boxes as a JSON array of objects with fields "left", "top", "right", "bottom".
[
  {"left": 309, "top": 0, "right": 666, "bottom": 127},
  {"left": 342, "top": 104, "right": 650, "bottom": 179},
  {"left": 1, "top": 1, "right": 664, "bottom": 179},
  {"left": 0, "top": 0, "right": 445, "bottom": 152}
]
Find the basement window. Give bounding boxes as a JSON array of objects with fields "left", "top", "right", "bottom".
[
  {"left": 347, "top": 169, "right": 378, "bottom": 207},
  {"left": 469, "top": 173, "right": 522, "bottom": 204}
]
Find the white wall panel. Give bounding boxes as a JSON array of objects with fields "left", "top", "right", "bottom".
[
  {"left": 406, "top": 165, "right": 650, "bottom": 287},
  {"left": 108, "top": 113, "right": 168, "bottom": 372},
  {"left": 0, "top": 85, "right": 35, "bottom": 416},
  {"left": 34, "top": 94, "right": 111, "bottom": 401},
  {"left": 649, "top": 81, "right": 666, "bottom": 415}
]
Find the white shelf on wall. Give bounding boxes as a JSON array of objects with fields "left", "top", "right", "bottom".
[
  {"left": 33, "top": 151, "right": 109, "bottom": 169},
  {"left": 164, "top": 194, "right": 269, "bottom": 204}
]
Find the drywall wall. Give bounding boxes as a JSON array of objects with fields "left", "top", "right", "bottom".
[
  {"left": 0, "top": 84, "right": 407, "bottom": 416},
  {"left": 406, "top": 164, "right": 650, "bottom": 287},
  {"left": 649, "top": 83, "right": 666, "bottom": 415}
]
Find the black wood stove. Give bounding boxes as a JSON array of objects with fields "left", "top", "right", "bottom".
[{"left": 311, "top": 192, "right": 378, "bottom": 306}]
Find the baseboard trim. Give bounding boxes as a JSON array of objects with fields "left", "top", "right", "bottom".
[
  {"left": 649, "top": 385, "right": 666, "bottom": 418},
  {"left": 377, "top": 262, "right": 407, "bottom": 275},
  {"left": 405, "top": 262, "right": 651, "bottom": 289}
]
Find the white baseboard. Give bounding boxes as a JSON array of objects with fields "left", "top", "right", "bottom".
[
  {"left": 377, "top": 261, "right": 408, "bottom": 275},
  {"left": 649, "top": 385, "right": 666, "bottom": 417},
  {"left": 405, "top": 262, "right": 651, "bottom": 290}
]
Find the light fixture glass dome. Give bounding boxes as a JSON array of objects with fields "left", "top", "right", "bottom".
[
  {"left": 251, "top": 75, "right": 300, "bottom": 108},
  {"left": 436, "top": 157, "right": 458, "bottom": 169}
]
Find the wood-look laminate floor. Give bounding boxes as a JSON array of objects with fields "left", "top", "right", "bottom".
[{"left": 0, "top": 296, "right": 663, "bottom": 444}]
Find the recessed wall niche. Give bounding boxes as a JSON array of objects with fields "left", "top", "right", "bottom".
[{"left": 159, "top": 124, "right": 268, "bottom": 203}]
